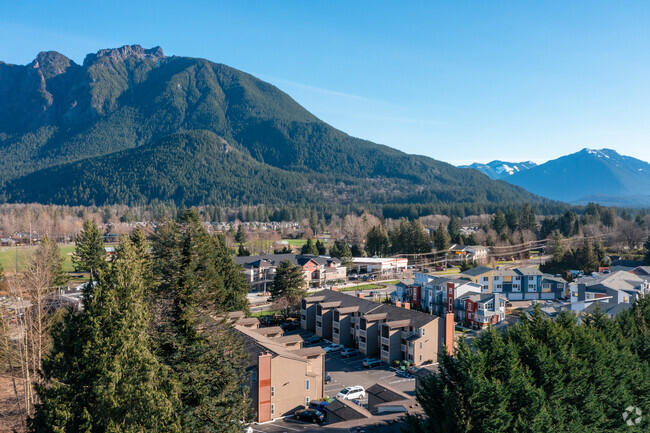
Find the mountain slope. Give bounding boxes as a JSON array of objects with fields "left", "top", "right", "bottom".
[
  {"left": 460, "top": 160, "right": 537, "bottom": 180},
  {"left": 0, "top": 45, "right": 552, "bottom": 209},
  {"left": 506, "top": 148, "right": 650, "bottom": 205}
]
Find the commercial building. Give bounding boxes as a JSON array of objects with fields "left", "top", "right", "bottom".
[
  {"left": 301, "top": 289, "right": 454, "bottom": 366},
  {"left": 230, "top": 313, "right": 326, "bottom": 423},
  {"left": 350, "top": 257, "right": 408, "bottom": 275},
  {"left": 234, "top": 254, "right": 346, "bottom": 292}
]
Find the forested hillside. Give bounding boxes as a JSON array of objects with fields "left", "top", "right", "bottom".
[{"left": 0, "top": 45, "right": 556, "bottom": 211}]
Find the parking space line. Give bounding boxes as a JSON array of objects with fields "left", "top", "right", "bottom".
[{"left": 375, "top": 374, "right": 396, "bottom": 380}]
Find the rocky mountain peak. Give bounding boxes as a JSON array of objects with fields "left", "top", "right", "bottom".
[
  {"left": 83, "top": 45, "right": 165, "bottom": 66},
  {"left": 29, "top": 51, "right": 74, "bottom": 79}
]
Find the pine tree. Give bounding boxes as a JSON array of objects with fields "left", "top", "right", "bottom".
[
  {"left": 234, "top": 224, "right": 246, "bottom": 244},
  {"left": 214, "top": 234, "right": 250, "bottom": 314},
  {"left": 447, "top": 216, "right": 462, "bottom": 244},
  {"left": 366, "top": 225, "right": 390, "bottom": 257},
  {"left": 644, "top": 236, "right": 650, "bottom": 265},
  {"left": 548, "top": 230, "right": 564, "bottom": 263},
  {"left": 271, "top": 260, "right": 307, "bottom": 305},
  {"left": 505, "top": 207, "right": 519, "bottom": 231},
  {"left": 434, "top": 223, "right": 451, "bottom": 252},
  {"left": 492, "top": 210, "right": 507, "bottom": 234},
  {"left": 300, "top": 238, "right": 318, "bottom": 255},
  {"left": 315, "top": 239, "right": 327, "bottom": 255},
  {"left": 30, "top": 237, "right": 180, "bottom": 433},
  {"left": 72, "top": 219, "right": 105, "bottom": 278}
]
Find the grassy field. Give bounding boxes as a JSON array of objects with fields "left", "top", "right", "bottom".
[
  {"left": 0, "top": 244, "right": 76, "bottom": 273},
  {"left": 251, "top": 310, "right": 279, "bottom": 318},
  {"left": 281, "top": 239, "right": 309, "bottom": 246},
  {"left": 338, "top": 283, "right": 384, "bottom": 292}
]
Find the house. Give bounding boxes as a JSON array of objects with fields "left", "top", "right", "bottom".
[
  {"left": 232, "top": 315, "right": 325, "bottom": 423},
  {"left": 350, "top": 257, "right": 408, "bottom": 275},
  {"left": 301, "top": 289, "right": 455, "bottom": 366},
  {"left": 234, "top": 254, "right": 346, "bottom": 292},
  {"left": 447, "top": 244, "right": 489, "bottom": 264},
  {"left": 575, "top": 271, "right": 649, "bottom": 307},
  {"left": 455, "top": 292, "right": 506, "bottom": 328},
  {"left": 460, "top": 266, "right": 494, "bottom": 292}
]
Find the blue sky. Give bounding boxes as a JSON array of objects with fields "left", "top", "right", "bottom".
[{"left": 2, "top": 1, "right": 650, "bottom": 165}]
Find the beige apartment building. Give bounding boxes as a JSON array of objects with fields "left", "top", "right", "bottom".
[
  {"left": 230, "top": 313, "right": 325, "bottom": 423},
  {"left": 301, "top": 290, "right": 454, "bottom": 366}
]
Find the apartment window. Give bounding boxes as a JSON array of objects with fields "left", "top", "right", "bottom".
[
  {"left": 305, "top": 380, "right": 310, "bottom": 390},
  {"left": 271, "top": 404, "right": 275, "bottom": 415},
  {"left": 482, "top": 276, "right": 489, "bottom": 282},
  {"left": 334, "top": 328, "right": 339, "bottom": 334},
  {"left": 515, "top": 276, "right": 520, "bottom": 281},
  {"left": 419, "top": 355, "right": 422, "bottom": 362},
  {"left": 495, "top": 284, "right": 502, "bottom": 289},
  {"left": 382, "top": 344, "right": 389, "bottom": 352},
  {"left": 252, "top": 371, "right": 257, "bottom": 383},
  {"left": 271, "top": 386, "right": 275, "bottom": 397},
  {"left": 305, "top": 397, "right": 310, "bottom": 406},
  {"left": 422, "top": 328, "right": 425, "bottom": 336},
  {"left": 528, "top": 284, "right": 536, "bottom": 291},
  {"left": 419, "top": 342, "right": 422, "bottom": 349}
]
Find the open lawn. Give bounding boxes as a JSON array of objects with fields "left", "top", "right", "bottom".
[
  {"left": 281, "top": 239, "right": 308, "bottom": 246},
  {"left": 251, "top": 310, "right": 279, "bottom": 318},
  {"left": 0, "top": 244, "right": 76, "bottom": 273},
  {"left": 338, "top": 283, "right": 384, "bottom": 292}
]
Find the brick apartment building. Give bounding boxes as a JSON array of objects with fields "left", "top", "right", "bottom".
[{"left": 301, "top": 290, "right": 454, "bottom": 366}]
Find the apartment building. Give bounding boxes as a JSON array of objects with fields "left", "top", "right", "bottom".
[
  {"left": 576, "top": 271, "right": 650, "bottom": 306},
  {"left": 460, "top": 266, "right": 567, "bottom": 301},
  {"left": 231, "top": 314, "right": 325, "bottom": 423},
  {"left": 301, "top": 289, "right": 454, "bottom": 366},
  {"left": 455, "top": 292, "right": 506, "bottom": 328},
  {"left": 234, "top": 254, "right": 346, "bottom": 292}
]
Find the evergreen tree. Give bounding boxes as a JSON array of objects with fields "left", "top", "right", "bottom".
[
  {"left": 315, "top": 239, "right": 327, "bottom": 256},
  {"left": 447, "top": 216, "right": 462, "bottom": 244},
  {"left": 72, "top": 219, "right": 105, "bottom": 278},
  {"left": 519, "top": 203, "right": 537, "bottom": 231},
  {"left": 366, "top": 225, "right": 390, "bottom": 257},
  {"left": 492, "top": 210, "right": 507, "bottom": 235},
  {"left": 330, "top": 240, "right": 353, "bottom": 263},
  {"left": 270, "top": 260, "right": 307, "bottom": 310},
  {"left": 505, "top": 207, "right": 519, "bottom": 231},
  {"left": 30, "top": 238, "right": 180, "bottom": 433},
  {"left": 300, "top": 238, "right": 318, "bottom": 255},
  {"left": 237, "top": 243, "right": 251, "bottom": 256},
  {"left": 548, "top": 230, "right": 564, "bottom": 263},
  {"left": 234, "top": 224, "right": 246, "bottom": 244},
  {"left": 433, "top": 223, "right": 451, "bottom": 251},
  {"left": 576, "top": 238, "right": 599, "bottom": 273},
  {"left": 214, "top": 234, "right": 251, "bottom": 314},
  {"left": 644, "top": 236, "right": 650, "bottom": 265},
  {"left": 130, "top": 226, "right": 154, "bottom": 288}
]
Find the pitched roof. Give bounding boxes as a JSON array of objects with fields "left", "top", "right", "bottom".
[
  {"left": 460, "top": 266, "right": 494, "bottom": 277},
  {"left": 366, "top": 383, "right": 411, "bottom": 405},
  {"left": 233, "top": 253, "right": 341, "bottom": 268},
  {"left": 514, "top": 267, "right": 543, "bottom": 276}
]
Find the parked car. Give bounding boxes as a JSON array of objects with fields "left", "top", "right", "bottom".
[
  {"left": 294, "top": 407, "right": 325, "bottom": 423},
  {"left": 368, "top": 290, "right": 381, "bottom": 296},
  {"left": 323, "top": 343, "right": 343, "bottom": 353},
  {"left": 324, "top": 372, "right": 332, "bottom": 384},
  {"left": 309, "top": 400, "right": 331, "bottom": 411},
  {"left": 362, "top": 358, "right": 382, "bottom": 368},
  {"left": 336, "top": 386, "right": 366, "bottom": 400},
  {"left": 341, "top": 348, "right": 360, "bottom": 358},
  {"left": 434, "top": 266, "right": 444, "bottom": 271},
  {"left": 303, "top": 335, "right": 323, "bottom": 346}
]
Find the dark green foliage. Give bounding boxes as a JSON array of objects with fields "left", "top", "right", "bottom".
[
  {"left": 433, "top": 223, "right": 451, "bottom": 252},
  {"left": 72, "top": 219, "right": 105, "bottom": 277},
  {"left": 235, "top": 225, "right": 246, "bottom": 244},
  {"left": 505, "top": 207, "right": 519, "bottom": 231},
  {"left": 315, "top": 239, "right": 327, "bottom": 256},
  {"left": 389, "top": 219, "right": 432, "bottom": 254},
  {"left": 548, "top": 230, "right": 565, "bottom": 263},
  {"left": 237, "top": 243, "right": 251, "bottom": 257},
  {"left": 270, "top": 260, "right": 307, "bottom": 307},
  {"left": 447, "top": 216, "right": 462, "bottom": 244},
  {"left": 645, "top": 236, "right": 650, "bottom": 265},
  {"left": 366, "top": 225, "right": 390, "bottom": 257},
  {"left": 301, "top": 238, "right": 318, "bottom": 255},
  {"left": 273, "top": 246, "right": 293, "bottom": 254},
  {"left": 459, "top": 260, "right": 478, "bottom": 272},
  {"left": 30, "top": 237, "right": 181, "bottom": 433},
  {"left": 415, "top": 301, "right": 650, "bottom": 432},
  {"left": 541, "top": 236, "right": 604, "bottom": 275},
  {"left": 330, "top": 240, "right": 353, "bottom": 262},
  {"left": 0, "top": 47, "right": 556, "bottom": 212},
  {"left": 519, "top": 203, "right": 537, "bottom": 231},
  {"left": 492, "top": 210, "right": 507, "bottom": 234}
]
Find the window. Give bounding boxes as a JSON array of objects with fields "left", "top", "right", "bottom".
[
  {"left": 495, "top": 284, "right": 502, "bottom": 289},
  {"left": 305, "top": 380, "right": 310, "bottom": 390},
  {"left": 482, "top": 276, "right": 489, "bottom": 282},
  {"left": 420, "top": 355, "right": 422, "bottom": 362},
  {"left": 422, "top": 328, "right": 425, "bottom": 336},
  {"left": 419, "top": 342, "right": 422, "bottom": 349},
  {"left": 271, "top": 404, "right": 275, "bottom": 415},
  {"left": 515, "top": 276, "right": 521, "bottom": 281},
  {"left": 271, "top": 386, "right": 275, "bottom": 397},
  {"left": 305, "top": 397, "right": 310, "bottom": 406}
]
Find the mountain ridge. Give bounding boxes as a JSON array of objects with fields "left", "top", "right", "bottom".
[{"left": 0, "top": 45, "right": 557, "bottom": 211}]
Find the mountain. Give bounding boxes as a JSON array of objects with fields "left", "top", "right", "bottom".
[
  {"left": 506, "top": 148, "right": 650, "bottom": 205},
  {"left": 0, "top": 45, "right": 553, "bottom": 211},
  {"left": 460, "top": 160, "right": 537, "bottom": 180}
]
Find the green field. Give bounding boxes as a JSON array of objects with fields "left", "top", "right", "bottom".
[
  {"left": 338, "top": 283, "right": 384, "bottom": 292},
  {"left": 0, "top": 245, "right": 76, "bottom": 273},
  {"left": 281, "top": 239, "right": 309, "bottom": 246}
]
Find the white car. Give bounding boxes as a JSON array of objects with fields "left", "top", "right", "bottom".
[
  {"left": 337, "top": 386, "right": 366, "bottom": 400},
  {"left": 323, "top": 343, "right": 343, "bottom": 353}
]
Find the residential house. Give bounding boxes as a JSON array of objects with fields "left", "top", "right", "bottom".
[
  {"left": 234, "top": 254, "right": 346, "bottom": 292},
  {"left": 460, "top": 266, "right": 495, "bottom": 293},
  {"left": 447, "top": 244, "right": 490, "bottom": 264}
]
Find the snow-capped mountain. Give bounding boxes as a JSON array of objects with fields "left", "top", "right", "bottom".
[
  {"left": 460, "top": 160, "right": 538, "bottom": 180},
  {"left": 506, "top": 148, "right": 650, "bottom": 205}
]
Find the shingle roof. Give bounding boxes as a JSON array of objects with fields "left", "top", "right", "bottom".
[
  {"left": 311, "top": 289, "right": 439, "bottom": 328},
  {"left": 514, "top": 267, "right": 543, "bottom": 276},
  {"left": 460, "top": 266, "right": 494, "bottom": 277},
  {"left": 233, "top": 253, "right": 341, "bottom": 268},
  {"left": 366, "top": 383, "right": 411, "bottom": 405}
]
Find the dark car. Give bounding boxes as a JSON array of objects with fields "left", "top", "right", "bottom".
[
  {"left": 309, "top": 400, "right": 331, "bottom": 410},
  {"left": 303, "top": 335, "right": 323, "bottom": 346},
  {"left": 324, "top": 372, "right": 332, "bottom": 384},
  {"left": 294, "top": 408, "right": 324, "bottom": 423},
  {"left": 340, "top": 348, "right": 360, "bottom": 358}
]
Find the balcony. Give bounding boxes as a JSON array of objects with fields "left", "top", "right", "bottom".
[
  {"left": 358, "top": 329, "right": 366, "bottom": 338},
  {"left": 359, "top": 342, "right": 367, "bottom": 351},
  {"left": 381, "top": 337, "right": 390, "bottom": 346}
]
